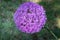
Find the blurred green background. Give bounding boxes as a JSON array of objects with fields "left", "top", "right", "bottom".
[{"left": 0, "top": 0, "right": 60, "bottom": 40}]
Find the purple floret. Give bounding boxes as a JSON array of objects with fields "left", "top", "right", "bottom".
[{"left": 13, "top": 2, "right": 47, "bottom": 34}]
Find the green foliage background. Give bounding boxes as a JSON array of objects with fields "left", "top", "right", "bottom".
[{"left": 0, "top": 0, "right": 60, "bottom": 40}]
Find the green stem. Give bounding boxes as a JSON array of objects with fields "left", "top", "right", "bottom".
[{"left": 45, "top": 26, "right": 58, "bottom": 40}]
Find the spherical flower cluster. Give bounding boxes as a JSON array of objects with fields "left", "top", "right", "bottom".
[{"left": 13, "top": 2, "right": 47, "bottom": 34}]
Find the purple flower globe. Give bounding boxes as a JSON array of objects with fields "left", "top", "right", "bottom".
[{"left": 13, "top": 2, "right": 47, "bottom": 34}]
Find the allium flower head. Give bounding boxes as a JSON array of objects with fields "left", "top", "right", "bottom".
[{"left": 13, "top": 2, "right": 47, "bottom": 34}]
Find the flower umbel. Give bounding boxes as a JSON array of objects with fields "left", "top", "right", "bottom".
[{"left": 13, "top": 2, "right": 47, "bottom": 34}]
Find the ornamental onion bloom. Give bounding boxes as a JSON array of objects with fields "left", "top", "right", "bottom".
[{"left": 13, "top": 2, "right": 47, "bottom": 34}]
